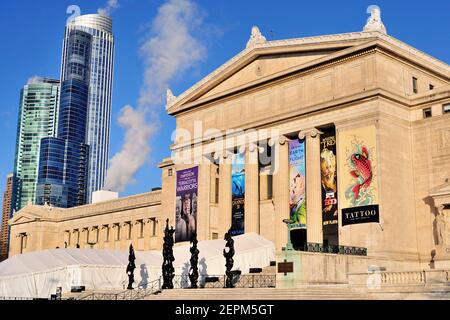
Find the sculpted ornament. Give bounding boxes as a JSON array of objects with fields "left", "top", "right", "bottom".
[
  {"left": 166, "top": 89, "right": 177, "bottom": 109},
  {"left": 363, "top": 5, "right": 387, "bottom": 34},
  {"left": 246, "top": 26, "right": 267, "bottom": 49},
  {"left": 436, "top": 205, "right": 448, "bottom": 246}
]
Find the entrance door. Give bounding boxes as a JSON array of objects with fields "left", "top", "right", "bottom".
[{"left": 290, "top": 229, "right": 307, "bottom": 250}]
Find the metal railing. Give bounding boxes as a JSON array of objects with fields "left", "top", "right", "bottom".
[
  {"left": 79, "top": 278, "right": 162, "bottom": 300},
  {"left": 0, "top": 297, "right": 34, "bottom": 301},
  {"left": 301, "top": 243, "right": 367, "bottom": 256},
  {"left": 79, "top": 273, "right": 276, "bottom": 300},
  {"left": 172, "top": 274, "right": 276, "bottom": 289}
]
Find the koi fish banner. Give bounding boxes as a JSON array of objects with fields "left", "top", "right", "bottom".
[
  {"left": 175, "top": 167, "right": 198, "bottom": 243},
  {"left": 289, "top": 139, "right": 307, "bottom": 230},
  {"left": 231, "top": 153, "right": 245, "bottom": 236},
  {"left": 338, "top": 125, "right": 380, "bottom": 226}
]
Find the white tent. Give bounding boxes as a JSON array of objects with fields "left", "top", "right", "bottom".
[{"left": 0, "top": 233, "right": 275, "bottom": 298}]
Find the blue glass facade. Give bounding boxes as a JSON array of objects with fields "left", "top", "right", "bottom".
[
  {"left": 63, "top": 14, "right": 115, "bottom": 203},
  {"left": 36, "top": 30, "right": 92, "bottom": 208},
  {"left": 11, "top": 79, "right": 60, "bottom": 213}
]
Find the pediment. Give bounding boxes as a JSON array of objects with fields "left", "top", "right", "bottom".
[
  {"left": 167, "top": 31, "right": 450, "bottom": 115},
  {"left": 199, "top": 51, "right": 333, "bottom": 100},
  {"left": 9, "top": 212, "right": 42, "bottom": 225}
]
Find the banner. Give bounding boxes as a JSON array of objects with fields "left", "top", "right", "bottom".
[
  {"left": 289, "top": 139, "right": 307, "bottom": 230},
  {"left": 338, "top": 125, "right": 380, "bottom": 226},
  {"left": 320, "top": 131, "right": 338, "bottom": 226},
  {"left": 175, "top": 167, "right": 198, "bottom": 242},
  {"left": 231, "top": 153, "right": 245, "bottom": 236}
]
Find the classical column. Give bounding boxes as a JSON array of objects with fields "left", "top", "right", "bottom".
[
  {"left": 218, "top": 151, "right": 232, "bottom": 237},
  {"left": 299, "top": 128, "right": 323, "bottom": 244},
  {"left": 198, "top": 159, "right": 212, "bottom": 241},
  {"left": 100, "top": 225, "right": 109, "bottom": 249},
  {"left": 132, "top": 220, "right": 140, "bottom": 249},
  {"left": 272, "top": 136, "right": 290, "bottom": 251},
  {"left": 244, "top": 143, "right": 260, "bottom": 234}
]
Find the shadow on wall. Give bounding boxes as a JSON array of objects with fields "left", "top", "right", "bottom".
[
  {"left": 423, "top": 196, "right": 439, "bottom": 247},
  {"left": 423, "top": 196, "right": 439, "bottom": 269},
  {"left": 139, "top": 264, "right": 149, "bottom": 288},
  {"left": 199, "top": 257, "right": 208, "bottom": 276}
]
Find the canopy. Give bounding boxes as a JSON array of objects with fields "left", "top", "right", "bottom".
[{"left": 0, "top": 233, "right": 275, "bottom": 298}]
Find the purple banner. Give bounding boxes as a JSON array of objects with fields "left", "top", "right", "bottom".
[{"left": 175, "top": 167, "right": 198, "bottom": 243}]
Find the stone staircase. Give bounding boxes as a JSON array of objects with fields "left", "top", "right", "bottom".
[{"left": 146, "top": 285, "right": 450, "bottom": 300}]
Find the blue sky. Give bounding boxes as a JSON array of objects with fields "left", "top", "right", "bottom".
[{"left": 0, "top": 0, "right": 449, "bottom": 200}]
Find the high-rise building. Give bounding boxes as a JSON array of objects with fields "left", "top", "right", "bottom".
[
  {"left": 0, "top": 174, "right": 13, "bottom": 261},
  {"left": 36, "top": 30, "right": 92, "bottom": 208},
  {"left": 63, "top": 14, "right": 115, "bottom": 203},
  {"left": 11, "top": 78, "right": 60, "bottom": 212}
]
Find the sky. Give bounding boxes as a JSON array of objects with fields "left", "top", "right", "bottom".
[{"left": 0, "top": 0, "right": 449, "bottom": 200}]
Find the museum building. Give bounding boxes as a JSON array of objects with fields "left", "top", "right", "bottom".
[{"left": 8, "top": 11, "right": 450, "bottom": 278}]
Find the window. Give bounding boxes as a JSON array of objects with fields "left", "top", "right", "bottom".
[
  {"left": 267, "top": 174, "right": 273, "bottom": 200},
  {"left": 412, "top": 77, "right": 418, "bottom": 94},
  {"left": 152, "top": 219, "right": 157, "bottom": 237},
  {"left": 215, "top": 177, "right": 219, "bottom": 204},
  {"left": 429, "top": 84, "right": 434, "bottom": 90},
  {"left": 20, "top": 233, "right": 28, "bottom": 251},
  {"left": 443, "top": 104, "right": 450, "bottom": 114},
  {"left": 423, "top": 108, "right": 432, "bottom": 119},
  {"left": 212, "top": 233, "right": 219, "bottom": 240}
]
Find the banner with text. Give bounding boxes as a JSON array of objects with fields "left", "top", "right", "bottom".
[
  {"left": 231, "top": 153, "right": 245, "bottom": 236},
  {"left": 175, "top": 167, "right": 198, "bottom": 242},
  {"left": 289, "top": 139, "right": 307, "bottom": 230},
  {"left": 320, "top": 130, "right": 338, "bottom": 226},
  {"left": 338, "top": 125, "right": 379, "bottom": 226}
]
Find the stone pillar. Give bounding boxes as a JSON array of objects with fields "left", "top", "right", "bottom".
[
  {"left": 218, "top": 152, "right": 232, "bottom": 237},
  {"left": 198, "top": 159, "right": 212, "bottom": 241},
  {"left": 272, "top": 136, "right": 290, "bottom": 251},
  {"left": 132, "top": 220, "right": 140, "bottom": 249},
  {"left": 244, "top": 143, "right": 260, "bottom": 234},
  {"left": 99, "top": 225, "right": 108, "bottom": 249},
  {"left": 299, "top": 128, "right": 323, "bottom": 244}
]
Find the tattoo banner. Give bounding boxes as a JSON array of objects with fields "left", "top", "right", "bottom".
[
  {"left": 231, "top": 153, "right": 245, "bottom": 236},
  {"left": 289, "top": 139, "right": 307, "bottom": 230},
  {"left": 320, "top": 131, "right": 338, "bottom": 226},
  {"left": 175, "top": 167, "right": 198, "bottom": 242},
  {"left": 338, "top": 125, "right": 380, "bottom": 226}
]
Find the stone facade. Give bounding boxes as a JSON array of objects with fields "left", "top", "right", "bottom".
[
  {"left": 8, "top": 28, "right": 450, "bottom": 272},
  {"left": 8, "top": 191, "right": 162, "bottom": 256}
]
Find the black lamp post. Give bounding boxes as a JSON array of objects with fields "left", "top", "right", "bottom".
[{"left": 126, "top": 244, "right": 136, "bottom": 290}]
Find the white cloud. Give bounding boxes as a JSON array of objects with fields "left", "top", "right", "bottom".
[
  {"left": 27, "top": 76, "right": 42, "bottom": 85},
  {"left": 98, "top": 0, "right": 120, "bottom": 16},
  {"left": 105, "top": 0, "right": 207, "bottom": 193}
]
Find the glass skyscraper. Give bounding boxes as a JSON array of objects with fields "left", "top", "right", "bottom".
[
  {"left": 11, "top": 78, "right": 60, "bottom": 212},
  {"left": 63, "top": 14, "right": 115, "bottom": 203},
  {"left": 36, "top": 30, "right": 92, "bottom": 208}
]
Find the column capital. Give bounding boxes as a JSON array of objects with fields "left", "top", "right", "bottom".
[
  {"left": 298, "top": 128, "right": 323, "bottom": 140},
  {"left": 239, "top": 142, "right": 260, "bottom": 153},
  {"left": 268, "top": 135, "right": 288, "bottom": 146}
]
